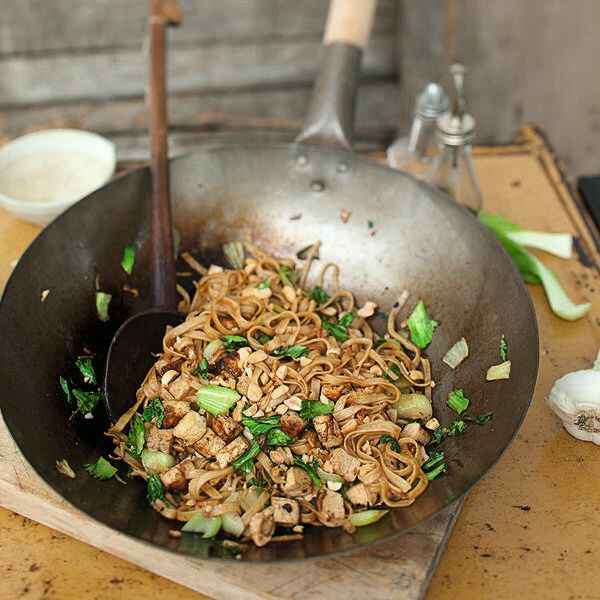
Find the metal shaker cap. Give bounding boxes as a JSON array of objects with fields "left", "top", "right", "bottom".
[
  {"left": 436, "top": 64, "right": 475, "bottom": 145},
  {"left": 415, "top": 83, "right": 450, "bottom": 120}
]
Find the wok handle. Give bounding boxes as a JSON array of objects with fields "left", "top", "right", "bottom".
[
  {"left": 296, "top": 0, "right": 377, "bottom": 149},
  {"left": 148, "top": 0, "right": 181, "bottom": 310}
]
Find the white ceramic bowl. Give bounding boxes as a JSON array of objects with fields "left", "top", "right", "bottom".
[{"left": 0, "top": 129, "right": 116, "bottom": 225}]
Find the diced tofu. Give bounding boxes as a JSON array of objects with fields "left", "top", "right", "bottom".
[
  {"left": 211, "top": 415, "right": 242, "bottom": 443},
  {"left": 321, "top": 490, "right": 345, "bottom": 522},
  {"left": 345, "top": 483, "right": 372, "bottom": 506},
  {"left": 313, "top": 415, "right": 342, "bottom": 449},
  {"left": 168, "top": 375, "right": 193, "bottom": 401},
  {"left": 193, "top": 429, "right": 226, "bottom": 457},
  {"left": 179, "top": 459, "right": 200, "bottom": 479},
  {"left": 215, "top": 436, "right": 248, "bottom": 468},
  {"left": 160, "top": 465, "right": 187, "bottom": 491},
  {"left": 145, "top": 425, "right": 174, "bottom": 453},
  {"left": 282, "top": 466, "right": 312, "bottom": 497},
  {"left": 173, "top": 411, "right": 206, "bottom": 444},
  {"left": 271, "top": 497, "right": 300, "bottom": 526},
  {"left": 330, "top": 447, "right": 361, "bottom": 482},
  {"left": 248, "top": 507, "right": 275, "bottom": 547},
  {"left": 280, "top": 412, "right": 305, "bottom": 438},
  {"left": 162, "top": 400, "right": 191, "bottom": 428}
]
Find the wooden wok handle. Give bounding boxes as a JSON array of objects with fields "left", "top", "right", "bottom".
[
  {"left": 147, "top": 0, "right": 181, "bottom": 310},
  {"left": 324, "top": 0, "right": 377, "bottom": 50}
]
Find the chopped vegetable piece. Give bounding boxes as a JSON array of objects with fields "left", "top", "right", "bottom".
[
  {"left": 75, "top": 356, "right": 97, "bottom": 385},
  {"left": 222, "top": 335, "right": 248, "bottom": 353},
  {"left": 223, "top": 241, "right": 244, "bottom": 270},
  {"left": 278, "top": 265, "right": 296, "bottom": 287},
  {"left": 316, "top": 468, "right": 344, "bottom": 484},
  {"left": 266, "top": 428, "right": 295, "bottom": 446},
  {"left": 141, "top": 449, "right": 176, "bottom": 474},
  {"left": 125, "top": 415, "right": 145, "bottom": 457},
  {"left": 196, "top": 385, "right": 240, "bottom": 415},
  {"left": 349, "top": 509, "right": 388, "bottom": 527},
  {"left": 447, "top": 420, "right": 467, "bottom": 436},
  {"left": 142, "top": 398, "right": 164, "bottom": 427},
  {"left": 422, "top": 451, "right": 445, "bottom": 471},
  {"left": 466, "top": 412, "right": 494, "bottom": 425},
  {"left": 256, "top": 333, "right": 271, "bottom": 345},
  {"left": 84, "top": 456, "right": 117, "bottom": 480},
  {"left": 56, "top": 458, "right": 76, "bottom": 479},
  {"left": 256, "top": 277, "right": 270, "bottom": 289},
  {"left": 447, "top": 389, "right": 470, "bottom": 415},
  {"left": 95, "top": 291, "right": 112, "bottom": 322},
  {"left": 378, "top": 435, "right": 401, "bottom": 453},
  {"left": 222, "top": 513, "right": 245, "bottom": 537},
  {"left": 242, "top": 415, "right": 280, "bottom": 437},
  {"left": 120, "top": 245, "right": 136, "bottom": 275},
  {"left": 407, "top": 301, "right": 439, "bottom": 349},
  {"left": 273, "top": 345, "right": 309, "bottom": 359},
  {"left": 480, "top": 213, "right": 590, "bottom": 321},
  {"left": 293, "top": 456, "right": 321, "bottom": 488},
  {"left": 232, "top": 440, "right": 261, "bottom": 473},
  {"left": 59, "top": 376, "right": 72, "bottom": 405},
  {"left": 486, "top": 361, "right": 511, "bottom": 381},
  {"left": 428, "top": 420, "right": 467, "bottom": 448},
  {"left": 339, "top": 312, "right": 355, "bottom": 327},
  {"left": 425, "top": 462, "right": 447, "bottom": 480},
  {"left": 311, "top": 286, "right": 329, "bottom": 304},
  {"left": 203, "top": 339, "right": 225, "bottom": 361},
  {"left": 443, "top": 338, "right": 469, "bottom": 369},
  {"left": 182, "top": 514, "right": 222, "bottom": 538},
  {"left": 299, "top": 399, "right": 334, "bottom": 420},
  {"left": 147, "top": 474, "right": 164, "bottom": 503},
  {"left": 195, "top": 358, "right": 209, "bottom": 379},
  {"left": 500, "top": 335, "right": 508, "bottom": 362},
  {"left": 394, "top": 393, "right": 433, "bottom": 420},
  {"left": 322, "top": 320, "right": 348, "bottom": 342},
  {"left": 72, "top": 388, "right": 102, "bottom": 416}
]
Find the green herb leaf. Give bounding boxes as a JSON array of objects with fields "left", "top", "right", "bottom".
[
  {"left": 256, "top": 333, "right": 271, "bottom": 345},
  {"left": 427, "top": 420, "right": 467, "bottom": 448},
  {"left": 242, "top": 415, "right": 280, "bottom": 437},
  {"left": 447, "top": 389, "right": 470, "bottom": 415},
  {"left": 247, "top": 476, "right": 267, "bottom": 490},
  {"left": 256, "top": 277, "right": 270, "bottom": 289},
  {"left": 59, "top": 376, "right": 72, "bottom": 405},
  {"left": 464, "top": 412, "right": 494, "bottom": 425},
  {"left": 311, "top": 286, "right": 329, "bottom": 305},
  {"left": 293, "top": 456, "right": 321, "bottom": 488},
  {"left": 378, "top": 435, "right": 401, "bottom": 453},
  {"left": 407, "top": 300, "right": 439, "bottom": 349},
  {"left": 500, "top": 335, "right": 508, "bottom": 362},
  {"left": 299, "top": 399, "right": 334, "bottom": 420},
  {"left": 273, "top": 345, "right": 309, "bottom": 359},
  {"left": 196, "top": 384, "right": 240, "bottom": 415},
  {"left": 373, "top": 338, "right": 387, "bottom": 349},
  {"left": 75, "top": 356, "right": 97, "bottom": 385},
  {"left": 339, "top": 312, "right": 355, "bottom": 327},
  {"left": 425, "top": 462, "right": 447, "bottom": 480},
  {"left": 126, "top": 415, "right": 145, "bottom": 457},
  {"left": 222, "top": 335, "right": 248, "bottom": 353},
  {"left": 120, "top": 245, "right": 136, "bottom": 275},
  {"left": 279, "top": 265, "right": 296, "bottom": 287},
  {"left": 95, "top": 291, "right": 112, "bottom": 322},
  {"left": 232, "top": 440, "right": 261, "bottom": 473},
  {"left": 147, "top": 473, "right": 164, "bottom": 503},
  {"left": 142, "top": 398, "right": 164, "bottom": 427},
  {"left": 266, "top": 428, "right": 295, "bottom": 446},
  {"left": 383, "top": 363, "right": 403, "bottom": 382},
  {"left": 422, "top": 451, "right": 445, "bottom": 471},
  {"left": 447, "top": 420, "right": 467, "bottom": 436},
  {"left": 72, "top": 388, "right": 102, "bottom": 416},
  {"left": 84, "top": 456, "right": 117, "bottom": 480},
  {"left": 322, "top": 320, "right": 348, "bottom": 342},
  {"left": 195, "top": 358, "right": 209, "bottom": 379}
]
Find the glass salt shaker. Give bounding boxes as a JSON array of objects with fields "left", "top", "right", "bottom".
[
  {"left": 426, "top": 64, "right": 483, "bottom": 213},
  {"left": 387, "top": 82, "right": 449, "bottom": 179}
]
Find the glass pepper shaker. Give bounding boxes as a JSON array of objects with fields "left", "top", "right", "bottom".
[
  {"left": 426, "top": 64, "right": 483, "bottom": 213},
  {"left": 387, "top": 82, "right": 449, "bottom": 179}
]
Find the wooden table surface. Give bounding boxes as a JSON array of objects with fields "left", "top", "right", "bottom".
[{"left": 0, "top": 126, "right": 599, "bottom": 599}]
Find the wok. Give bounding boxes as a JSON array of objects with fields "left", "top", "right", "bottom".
[{"left": 0, "top": 0, "right": 538, "bottom": 561}]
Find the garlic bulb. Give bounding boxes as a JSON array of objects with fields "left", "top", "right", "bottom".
[{"left": 547, "top": 350, "right": 600, "bottom": 444}]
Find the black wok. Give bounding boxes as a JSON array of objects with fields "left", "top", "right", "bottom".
[{"left": 0, "top": 0, "right": 538, "bottom": 562}]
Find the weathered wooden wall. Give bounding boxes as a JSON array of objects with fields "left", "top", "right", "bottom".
[
  {"left": 0, "top": 0, "right": 400, "bottom": 159},
  {"left": 399, "top": 0, "right": 600, "bottom": 176}
]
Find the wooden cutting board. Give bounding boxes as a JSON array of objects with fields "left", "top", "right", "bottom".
[{"left": 0, "top": 125, "right": 598, "bottom": 600}]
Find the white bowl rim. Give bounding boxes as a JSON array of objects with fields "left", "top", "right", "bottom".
[{"left": 0, "top": 128, "right": 116, "bottom": 211}]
